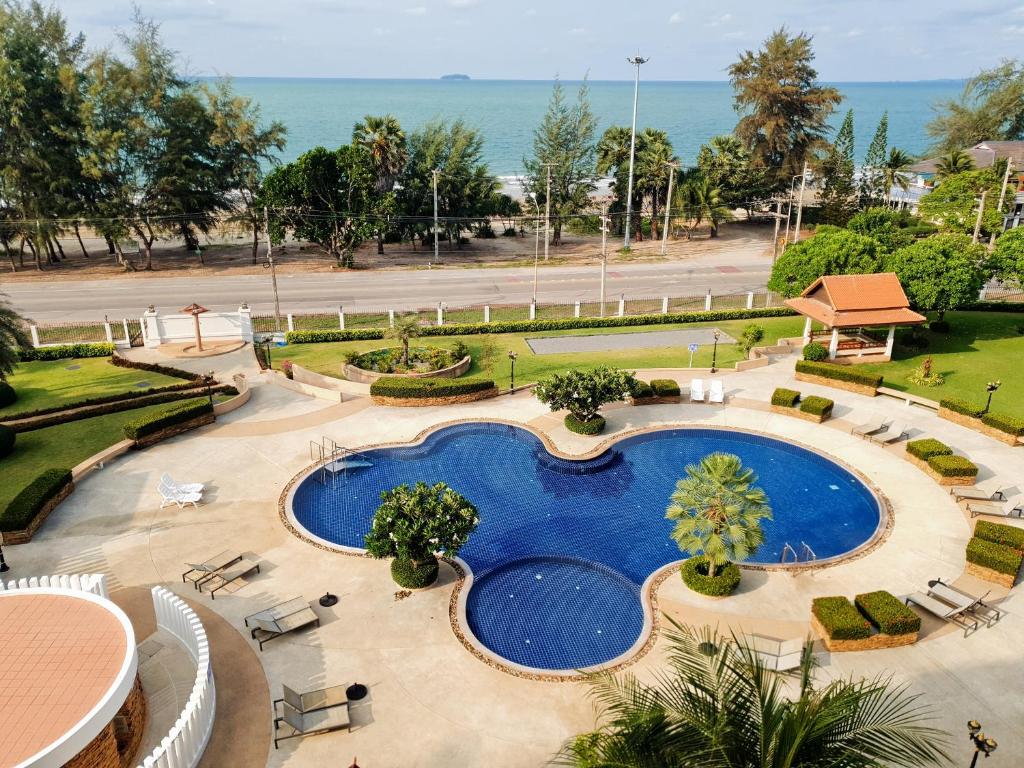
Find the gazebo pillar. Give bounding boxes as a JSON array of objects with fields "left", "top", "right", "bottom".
[
  {"left": 885, "top": 324, "right": 896, "bottom": 359},
  {"left": 828, "top": 327, "right": 840, "bottom": 360},
  {"left": 802, "top": 316, "right": 813, "bottom": 345}
]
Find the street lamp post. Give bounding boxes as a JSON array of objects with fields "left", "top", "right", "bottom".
[
  {"left": 432, "top": 168, "right": 440, "bottom": 262},
  {"left": 710, "top": 330, "right": 721, "bottom": 373},
  {"left": 600, "top": 199, "right": 610, "bottom": 317},
  {"left": 0, "top": 542, "right": 9, "bottom": 572},
  {"left": 967, "top": 720, "right": 997, "bottom": 767},
  {"left": 205, "top": 371, "right": 215, "bottom": 406},
  {"left": 623, "top": 55, "right": 648, "bottom": 250},
  {"left": 508, "top": 350, "right": 517, "bottom": 392},
  {"left": 529, "top": 192, "right": 541, "bottom": 303},
  {"left": 660, "top": 161, "right": 678, "bottom": 257},
  {"left": 984, "top": 380, "right": 1001, "bottom": 414}
]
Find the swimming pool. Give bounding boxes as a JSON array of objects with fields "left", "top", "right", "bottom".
[{"left": 289, "top": 423, "right": 884, "bottom": 672}]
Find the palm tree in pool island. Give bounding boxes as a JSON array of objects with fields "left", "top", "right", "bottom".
[{"left": 665, "top": 452, "right": 771, "bottom": 595}]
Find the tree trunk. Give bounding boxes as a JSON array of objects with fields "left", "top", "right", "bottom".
[
  {"left": 74, "top": 223, "right": 89, "bottom": 258},
  {"left": 650, "top": 197, "right": 660, "bottom": 241},
  {"left": 28, "top": 237, "right": 42, "bottom": 271},
  {"left": 54, "top": 237, "right": 67, "bottom": 260},
  {"left": 251, "top": 221, "right": 260, "bottom": 264},
  {"left": 104, "top": 233, "right": 116, "bottom": 256},
  {"left": 377, "top": 230, "right": 384, "bottom": 255},
  {"left": 44, "top": 236, "right": 58, "bottom": 263},
  {"left": 2, "top": 240, "right": 15, "bottom": 272},
  {"left": 18, "top": 238, "right": 25, "bottom": 267},
  {"left": 707, "top": 560, "right": 717, "bottom": 578},
  {"left": 402, "top": 338, "right": 409, "bottom": 366}
]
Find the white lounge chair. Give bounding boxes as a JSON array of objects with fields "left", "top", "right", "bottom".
[
  {"left": 966, "top": 494, "right": 1024, "bottom": 519},
  {"left": 708, "top": 379, "right": 725, "bottom": 404},
  {"left": 950, "top": 481, "right": 1008, "bottom": 503},
  {"left": 162, "top": 472, "right": 204, "bottom": 494},
  {"left": 905, "top": 592, "right": 979, "bottom": 636},
  {"left": 690, "top": 379, "right": 705, "bottom": 403},
  {"left": 745, "top": 633, "right": 805, "bottom": 672},
  {"left": 851, "top": 417, "right": 888, "bottom": 437},
  {"left": 158, "top": 479, "right": 202, "bottom": 509},
  {"left": 868, "top": 421, "right": 908, "bottom": 445}
]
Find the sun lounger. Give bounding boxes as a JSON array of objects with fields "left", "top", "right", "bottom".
[
  {"left": 158, "top": 479, "right": 202, "bottom": 509},
  {"left": 905, "top": 592, "right": 979, "bottom": 636},
  {"left": 868, "top": 421, "right": 908, "bottom": 445},
  {"left": 966, "top": 495, "right": 1023, "bottom": 518},
  {"left": 708, "top": 379, "right": 725, "bottom": 404},
  {"left": 689, "top": 379, "right": 705, "bottom": 403},
  {"left": 745, "top": 633, "right": 805, "bottom": 672},
  {"left": 162, "top": 472, "right": 204, "bottom": 494},
  {"left": 274, "top": 700, "right": 349, "bottom": 749},
  {"left": 181, "top": 550, "right": 243, "bottom": 589},
  {"left": 950, "top": 481, "right": 1008, "bottom": 502},
  {"left": 851, "top": 417, "right": 888, "bottom": 437},
  {"left": 928, "top": 578, "right": 1001, "bottom": 627},
  {"left": 200, "top": 558, "right": 261, "bottom": 599},
  {"left": 274, "top": 684, "right": 349, "bottom": 715},
  {"left": 245, "top": 597, "right": 321, "bottom": 650}
]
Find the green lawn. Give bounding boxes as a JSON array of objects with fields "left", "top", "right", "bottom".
[
  {"left": 0, "top": 357, "right": 182, "bottom": 417},
  {"left": 0, "top": 398, "right": 205, "bottom": 511},
  {"left": 855, "top": 312, "right": 1024, "bottom": 418},
  {"left": 276, "top": 316, "right": 808, "bottom": 388}
]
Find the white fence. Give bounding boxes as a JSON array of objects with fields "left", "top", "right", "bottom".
[
  {"left": 139, "top": 586, "right": 216, "bottom": 768},
  {"left": 143, "top": 307, "right": 251, "bottom": 348},
  {"left": 0, "top": 572, "right": 108, "bottom": 597}
]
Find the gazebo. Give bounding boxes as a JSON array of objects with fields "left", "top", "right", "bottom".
[{"left": 784, "top": 273, "right": 926, "bottom": 363}]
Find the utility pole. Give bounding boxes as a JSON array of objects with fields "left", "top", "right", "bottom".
[
  {"left": 623, "top": 55, "right": 648, "bottom": 249},
  {"left": 660, "top": 162, "right": 677, "bottom": 256},
  {"left": 263, "top": 206, "right": 282, "bottom": 334},
  {"left": 973, "top": 190, "right": 987, "bottom": 245},
  {"left": 431, "top": 168, "right": 440, "bottom": 262},
  {"left": 793, "top": 161, "right": 808, "bottom": 243},
  {"left": 544, "top": 164, "right": 552, "bottom": 262},
  {"left": 600, "top": 201, "right": 610, "bottom": 317},
  {"left": 990, "top": 159, "right": 1014, "bottom": 251},
  {"left": 771, "top": 199, "right": 783, "bottom": 264}
]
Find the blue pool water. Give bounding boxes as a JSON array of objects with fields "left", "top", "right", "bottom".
[{"left": 291, "top": 424, "right": 882, "bottom": 671}]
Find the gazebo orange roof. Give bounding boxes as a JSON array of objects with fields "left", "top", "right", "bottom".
[{"left": 784, "top": 273, "right": 927, "bottom": 328}]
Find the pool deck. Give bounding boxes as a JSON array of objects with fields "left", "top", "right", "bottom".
[{"left": 9, "top": 347, "right": 1024, "bottom": 766}]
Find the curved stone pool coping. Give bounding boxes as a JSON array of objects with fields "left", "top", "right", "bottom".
[{"left": 279, "top": 417, "right": 893, "bottom": 681}]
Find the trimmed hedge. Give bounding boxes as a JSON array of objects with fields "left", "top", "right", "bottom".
[
  {"left": 802, "top": 341, "right": 829, "bottom": 362},
  {"left": 906, "top": 438, "right": 952, "bottom": 461},
  {"left": 771, "top": 388, "right": 800, "bottom": 408},
  {"left": 1, "top": 468, "right": 72, "bottom": 532},
  {"left": 110, "top": 353, "right": 201, "bottom": 382},
  {"left": 122, "top": 399, "right": 213, "bottom": 440},
  {"left": 650, "top": 379, "right": 681, "bottom": 397},
  {"left": 799, "top": 395, "right": 833, "bottom": 418},
  {"left": 681, "top": 556, "right": 741, "bottom": 596},
  {"left": 287, "top": 307, "right": 797, "bottom": 344},
  {"left": 795, "top": 360, "right": 883, "bottom": 389},
  {"left": 974, "top": 520, "right": 1024, "bottom": 552},
  {"left": 966, "top": 536, "right": 1023, "bottom": 577},
  {"left": 369, "top": 377, "right": 496, "bottom": 399},
  {"left": 1, "top": 381, "right": 206, "bottom": 422},
  {"left": 632, "top": 381, "right": 654, "bottom": 399},
  {"left": 0, "top": 424, "right": 14, "bottom": 459},
  {"left": 927, "top": 454, "right": 978, "bottom": 478},
  {"left": 391, "top": 556, "right": 440, "bottom": 588},
  {"left": 981, "top": 412, "right": 1024, "bottom": 437},
  {"left": 962, "top": 301, "right": 1024, "bottom": 312},
  {"left": 0, "top": 381, "right": 15, "bottom": 408},
  {"left": 812, "top": 596, "right": 871, "bottom": 640},
  {"left": 855, "top": 590, "right": 921, "bottom": 635},
  {"left": 565, "top": 413, "right": 606, "bottom": 435},
  {"left": 940, "top": 398, "right": 985, "bottom": 418},
  {"left": 19, "top": 342, "right": 114, "bottom": 361}
]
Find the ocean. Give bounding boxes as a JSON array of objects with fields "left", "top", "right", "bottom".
[{"left": 223, "top": 78, "right": 964, "bottom": 177}]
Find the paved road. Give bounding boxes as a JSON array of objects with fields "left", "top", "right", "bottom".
[{"left": 3, "top": 255, "right": 772, "bottom": 322}]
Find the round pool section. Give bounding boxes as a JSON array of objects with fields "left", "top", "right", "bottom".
[{"left": 290, "top": 423, "right": 884, "bottom": 672}]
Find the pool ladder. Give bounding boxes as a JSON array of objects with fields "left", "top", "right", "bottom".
[
  {"left": 780, "top": 541, "right": 817, "bottom": 564},
  {"left": 309, "top": 436, "right": 372, "bottom": 486}
]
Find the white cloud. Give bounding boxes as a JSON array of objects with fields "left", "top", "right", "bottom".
[
  {"left": 448, "top": 0, "right": 478, "bottom": 6},
  {"left": 404, "top": 6, "right": 427, "bottom": 15},
  {"left": 705, "top": 13, "right": 733, "bottom": 27},
  {"left": 846, "top": 28, "right": 863, "bottom": 38},
  {"left": 669, "top": 11, "right": 682, "bottom": 24},
  {"left": 568, "top": 26, "right": 588, "bottom": 36},
  {"left": 723, "top": 30, "right": 745, "bottom": 39}
]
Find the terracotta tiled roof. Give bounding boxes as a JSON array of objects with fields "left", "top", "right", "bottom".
[{"left": 784, "top": 273, "right": 927, "bottom": 328}]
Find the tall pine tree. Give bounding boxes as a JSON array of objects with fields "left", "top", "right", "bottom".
[
  {"left": 819, "top": 110, "right": 857, "bottom": 226},
  {"left": 859, "top": 113, "right": 888, "bottom": 207}
]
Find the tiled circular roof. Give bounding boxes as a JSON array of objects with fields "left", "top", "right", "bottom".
[{"left": 0, "top": 592, "right": 135, "bottom": 768}]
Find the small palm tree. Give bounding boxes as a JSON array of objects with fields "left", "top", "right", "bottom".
[
  {"left": 681, "top": 175, "right": 731, "bottom": 237},
  {"left": 883, "top": 147, "right": 914, "bottom": 202},
  {"left": 385, "top": 314, "right": 421, "bottom": 367},
  {"left": 935, "top": 149, "right": 975, "bottom": 179},
  {"left": 353, "top": 114, "right": 408, "bottom": 193},
  {"left": 556, "top": 622, "right": 951, "bottom": 767},
  {"left": 0, "top": 293, "right": 31, "bottom": 380},
  {"left": 666, "top": 452, "right": 771, "bottom": 578}
]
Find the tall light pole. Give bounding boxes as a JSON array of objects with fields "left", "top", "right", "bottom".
[
  {"left": 600, "top": 200, "right": 610, "bottom": 317},
  {"left": 771, "top": 199, "right": 783, "bottom": 264},
  {"left": 660, "top": 161, "right": 678, "bottom": 256},
  {"left": 529, "top": 192, "right": 541, "bottom": 302},
  {"left": 544, "top": 163, "right": 552, "bottom": 261},
  {"left": 623, "top": 55, "right": 648, "bottom": 249},
  {"left": 431, "top": 168, "right": 440, "bottom": 262},
  {"left": 793, "top": 161, "right": 809, "bottom": 243},
  {"left": 263, "top": 206, "right": 282, "bottom": 335}
]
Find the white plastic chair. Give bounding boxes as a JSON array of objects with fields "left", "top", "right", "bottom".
[
  {"left": 161, "top": 472, "right": 204, "bottom": 494},
  {"left": 690, "top": 379, "right": 705, "bottom": 402},
  {"left": 158, "top": 479, "right": 202, "bottom": 509},
  {"left": 708, "top": 379, "right": 724, "bottom": 404}
]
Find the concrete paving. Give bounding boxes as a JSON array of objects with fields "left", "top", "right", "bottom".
[{"left": 7, "top": 352, "right": 1024, "bottom": 766}]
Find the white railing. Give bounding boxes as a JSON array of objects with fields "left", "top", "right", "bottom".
[
  {"left": 0, "top": 572, "right": 107, "bottom": 597},
  {"left": 139, "top": 587, "right": 216, "bottom": 768}
]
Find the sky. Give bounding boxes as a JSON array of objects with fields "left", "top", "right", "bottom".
[{"left": 56, "top": 0, "right": 1022, "bottom": 82}]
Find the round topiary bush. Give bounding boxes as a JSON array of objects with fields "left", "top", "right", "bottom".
[
  {"left": 681, "top": 556, "right": 742, "bottom": 597},
  {"left": 565, "top": 413, "right": 606, "bottom": 435},
  {"left": 0, "top": 424, "right": 15, "bottom": 459},
  {"left": 390, "top": 556, "right": 440, "bottom": 588},
  {"left": 802, "top": 341, "right": 829, "bottom": 362},
  {"left": 0, "top": 381, "right": 16, "bottom": 408}
]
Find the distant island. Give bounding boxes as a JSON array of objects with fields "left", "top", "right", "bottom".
[{"left": 441, "top": 74, "right": 470, "bottom": 80}]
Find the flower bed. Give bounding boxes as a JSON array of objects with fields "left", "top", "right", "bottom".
[
  {"left": 903, "top": 439, "right": 978, "bottom": 485},
  {"left": 794, "top": 360, "right": 881, "bottom": 397},
  {"left": 343, "top": 346, "right": 471, "bottom": 384},
  {"left": 681, "top": 556, "right": 741, "bottom": 597},
  {"left": 564, "top": 413, "right": 606, "bottom": 435}
]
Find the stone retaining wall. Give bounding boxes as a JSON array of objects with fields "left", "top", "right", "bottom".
[
  {"left": 904, "top": 452, "right": 976, "bottom": 486},
  {"left": 371, "top": 386, "right": 499, "bottom": 407},
  {"left": 810, "top": 615, "right": 918, "bottom": 652},
  {"left": 1, "top": 479, "right": 74, "bottom": 545},
  {"left": 132, "top": 413, "right": 216, "bottom": 449},
  {"left": 937, "top": 407, "right": 1021, "bottom": 447},
  {"left": 629, "top": 395, "right": 682, "bottom": 406},
  {"left": 966, "top": 560, "right": 1018, "bottom": 588},
  {"left": 794, "top": 371, "right": 878, "bottom": 397},
  {"left": 344, "top": 353, "right": 471, "bottom": 384},
  {"left": 770, "top": 404, "right": 827, "bottom": 423}
]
